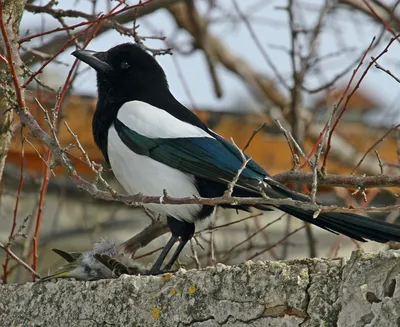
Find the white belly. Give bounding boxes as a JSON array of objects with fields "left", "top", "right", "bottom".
[{"left": 107, "top": 126, "right": 202, "bottom": 222}]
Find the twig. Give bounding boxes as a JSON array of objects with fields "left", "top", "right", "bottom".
[
  {"left": 311, "top": 112, "right": 332, "bottom": 204},
  {"left": 222, "top": 214, "right": 284, "bottom": 262},
  {"left": 224, "top": 139, "right": 251, "bottom": 197},
  {"left": 22, "top": 0, "right": 176, "bottom": 65},
  {"left": 32, "top": 151, "right": 50, "bottom": 277},
  {"left": 274, "top": 119, "right": 312, "bottom": 168},
  {"left": 209, "top": 228, "right": 216, "bottom": 266},
  {"left": 232, "top": 0, "right": 289, "bottom": 90},
  {"left": 253, "top": 215, "right": 279, "bottom": 260},
  {"left": 64, "top": 122, "right": 117, "bottom": 196},
  {"left": 352, "top": 124, "right": 400, "bottom": 174},
  {"left": 327, "top": 235, "right": 344, "bottom": 259},
  {"left": 310, "top": 146, "right": 322, "bottom": 204},
  {"left": 242, "top": 122, "right": 266, "bottom": 152},
  {"left": 185, "top": 0, "right": 222, "bottom": 97},
  {"left": 247, "top": 225, "right": 306, "bottom": 260},
  {"left": 0, "top": 53, "right": 8, "bottom": 64},
  {"left": 323, "top": 33, "right": 400, "bottom": 170},
  {"left": 273, "top": 171, "right": 400, "bottom": 188},
  {"left": 2, "top": 128, "right": 26, "bottom": 283},
  {"left": 22, "top": 19, "right": 97, "bottom": 88},
  {"left": 0, "top": 242, "right": 41, "bottom": 280},
  {"left": 196, "top": 212, "right": 263, "bottom": 235},
  {"left": 287, "top": 0, "right": 305, "bottom": 156},
  {"left": 188, "top": 238, "right": 201, "bottom": 269},
  {"left": 375, "top": 150, "right": 384, "bottom": 175},
  {"left": 280, "top": 215, "right": 291, "bottom": 259},
  {"left": 321, "top": 36, "right": 376, "bottom": 169},
  {"left": 373, "top": 59, "right": 400, "bottom": 83},
  {"left": 23, "top": 137, "right": 52, "bottom": 170}
]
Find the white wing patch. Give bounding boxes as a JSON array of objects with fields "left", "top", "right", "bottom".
[{"left": 117, "top": 101, "right": 213, "bottom": 139}]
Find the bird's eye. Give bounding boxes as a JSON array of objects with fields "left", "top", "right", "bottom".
[{"left": 120, "top": 61, "right": 130, "bottom": 69}]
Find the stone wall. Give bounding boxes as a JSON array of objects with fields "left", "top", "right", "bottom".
[{"left": 1, "top": 250, "right": 399, "bottom": 326}]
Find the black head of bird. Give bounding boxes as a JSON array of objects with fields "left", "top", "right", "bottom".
[{"left": 72, "top": 43, "right": 168, "bottom": 102}]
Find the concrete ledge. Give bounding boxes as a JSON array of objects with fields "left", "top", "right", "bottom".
[{"left": 1, "top": 250, "right": 400, "bottom": 326}]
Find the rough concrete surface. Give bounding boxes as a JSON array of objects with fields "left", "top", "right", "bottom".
[{"left": 0, "top": 250, "right": 399, "bottom": 327}]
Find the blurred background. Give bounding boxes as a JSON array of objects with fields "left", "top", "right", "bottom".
[{"left": 2, "top": 0, "right": 400, "bottom": 283}]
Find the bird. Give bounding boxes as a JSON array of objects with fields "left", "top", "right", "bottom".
[
  {"left": 40, "top": 239, "right": 144, "bottom": 281},
  {"left": 72, "top": 43, "right": 400, "bottom": 275}
]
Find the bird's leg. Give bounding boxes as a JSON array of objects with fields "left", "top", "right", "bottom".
[
  {"left": 160, "top": 217, "right": 195, "bottom": 272},
  {"left": 162, "top": 239, "right": 188, "bottom": 272},
  {"left": 144, "top": 218, "right": 194, "bottom": 275},
  {"left": 145, "top": 235, "right": 178, "bottom": 275}
]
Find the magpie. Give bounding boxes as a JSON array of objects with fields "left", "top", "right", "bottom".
[{"left": 73, "top": 43, "right": 400, "bottom": 274}]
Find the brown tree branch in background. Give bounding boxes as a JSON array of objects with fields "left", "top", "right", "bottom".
[
  {"left": 167, "top": 2, "right": 289, "bottom": 109},
  {"left": 119, "top": 219, "right": 169, "bottom": 257},
  {"left": 361, "top": 0, "right": 399, "bottom": 37},
  {"left": 166, "top": 2, "right": 387, "bottom": 176},
  {"left": 185, "top": 0, "right": 222, "bottom": 98},
  {"left": 22, "top": 0, "right": 182, "bottom": 65},
  {"left": 232, "top": 0, "right": 289, "bottom": 91},
  {"left": 302, "top": 0, "right": 400, "bottom": 95},
  {"left": 341, "top": 0, "right": 400, "bottom": 33}
]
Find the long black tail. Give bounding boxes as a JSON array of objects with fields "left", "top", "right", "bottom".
[
  {"left": 258, "top": 178, "right": 400, "bottom": 243},
  {"left": 278, "top": 204, "right": 400, "bottom": 242}
]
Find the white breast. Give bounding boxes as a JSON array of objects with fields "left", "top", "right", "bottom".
[{"left": 107, "top": 101, "right": 213, "bottom": 223}]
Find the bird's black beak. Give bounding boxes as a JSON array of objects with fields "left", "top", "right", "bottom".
[{"left": 72, "top": 49, "right": 112, "bottom": 73}]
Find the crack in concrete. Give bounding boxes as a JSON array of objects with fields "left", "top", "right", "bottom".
[{"left": 298, "top": 263, "right": 312, "bottom": 327}]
